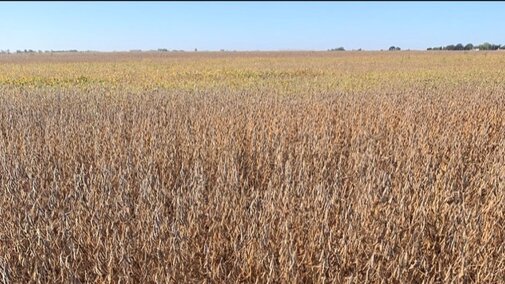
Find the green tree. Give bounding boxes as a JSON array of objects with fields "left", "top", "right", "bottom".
[{"left": 479, "top": 42, "right": 491, "bottom": 50}]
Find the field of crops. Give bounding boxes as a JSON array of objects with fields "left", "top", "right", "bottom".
[{"left": 0, "top": 51, "right": 504, "bottom": 282}]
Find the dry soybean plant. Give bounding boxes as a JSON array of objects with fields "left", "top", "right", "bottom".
[{"left": 0, "top": 51, "right": 504, "bottom": 283}]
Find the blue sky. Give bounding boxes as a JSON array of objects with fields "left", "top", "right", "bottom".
[{"left": 1, "top": 2, "right": 504, "bottom": 51}]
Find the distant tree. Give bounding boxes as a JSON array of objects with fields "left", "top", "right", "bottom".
[
  {"left": 479, "top": 42, "right": 491, "bottom": 50},
  {"left": 194, "top": 48, "right": 198, "bottom": 52},
  {"left": 491, "top": 44, "right": 501, "bottom": 50},
  {"left": 464, "top": 43, "right": 474, "bottom": 50},
  {"left": 445, "top": 45, "right": 455, "bottom": 50},
  {"left": 500, "top": 45, "right": 505, "bottom": 50},
  {"left": 388, "top": 46, "right": 401, "bottom": 51},
  {"left": 455, "top": 43, "right": 464, "bottom": 50},
  {"left": 328, "top": 47, "right": 345, "bottom": 51},
  {"left": 427, "top": 47, "right": 433, "bottom": 51}
]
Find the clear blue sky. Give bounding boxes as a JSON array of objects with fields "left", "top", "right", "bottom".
[{"left": 1, "top": 2, "right": 504, "bottom": 51}]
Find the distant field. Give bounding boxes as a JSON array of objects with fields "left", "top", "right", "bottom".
[{"left": 0, "top": 51, "right": 503, "bottom": 282}]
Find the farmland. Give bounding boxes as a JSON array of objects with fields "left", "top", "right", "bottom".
[{"left": 0, "top": 51, "right": 504, "bottom": 282}]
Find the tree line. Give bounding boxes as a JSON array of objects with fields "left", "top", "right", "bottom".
[
  {"left": 428, "top": 42, "right": 505, "bottom": 51},
  {"left": 328, "top": 47, "right": 346, "bottom": 51}
]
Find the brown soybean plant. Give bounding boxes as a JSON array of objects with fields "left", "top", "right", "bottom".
[{"left": 0, "top": 51, "right": 503, "bottom": 283}]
